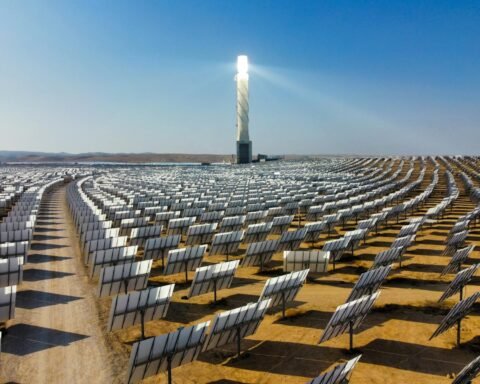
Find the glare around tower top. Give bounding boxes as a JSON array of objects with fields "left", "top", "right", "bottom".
[{"left": 237, "top": 55, "right": 248, "bottom": 74}]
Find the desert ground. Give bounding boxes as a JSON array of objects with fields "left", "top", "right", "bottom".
[{"left": 1, "top": 158, "right": 480, "bottom": 383}]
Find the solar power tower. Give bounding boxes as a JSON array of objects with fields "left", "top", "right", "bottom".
[{"left": 235, "top": 55, "right": 252, "bottom": 164}]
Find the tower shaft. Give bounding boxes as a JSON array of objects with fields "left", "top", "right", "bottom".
[
  {"left": 236, "top": 73, "right": 249, "bottom": 142},
  {"left": 235, "top": 60, "right": 252, "bottom": 164}
]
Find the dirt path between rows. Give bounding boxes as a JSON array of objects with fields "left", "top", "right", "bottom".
[{"left": 0, "top": 183, "right": 118, "bottom": 383}]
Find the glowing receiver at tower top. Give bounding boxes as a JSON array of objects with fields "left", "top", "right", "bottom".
[{"left": 235, "top": 55, "right": 252, "bottom": 164}]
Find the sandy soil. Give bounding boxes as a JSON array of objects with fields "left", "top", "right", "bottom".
[{"left": 3, "top": 160, "right": 480, "bottom": 384}]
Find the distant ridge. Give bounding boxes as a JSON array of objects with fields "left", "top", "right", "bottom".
[
  {"left": 0, "top": 151, "right": 366, "bottom": 164},
  {"left": 0, "top": 151, "right": 233, "bottom": 164}
]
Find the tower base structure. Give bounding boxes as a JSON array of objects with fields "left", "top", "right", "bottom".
[{"left": 236, "top": 141, "right": 252, "bottom": 164}]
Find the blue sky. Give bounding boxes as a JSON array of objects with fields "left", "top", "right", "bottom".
[{"left": 0, "top": 0, "right": 479, "bottom": 155}]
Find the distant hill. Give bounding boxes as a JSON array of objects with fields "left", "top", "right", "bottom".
[{"left": 0, "top": 151, "right": 233, "bottom": 164}]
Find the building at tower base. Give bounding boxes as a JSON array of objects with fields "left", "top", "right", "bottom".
[{"left": 236, "top": 141, "right": 252, "bottom": 164}]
